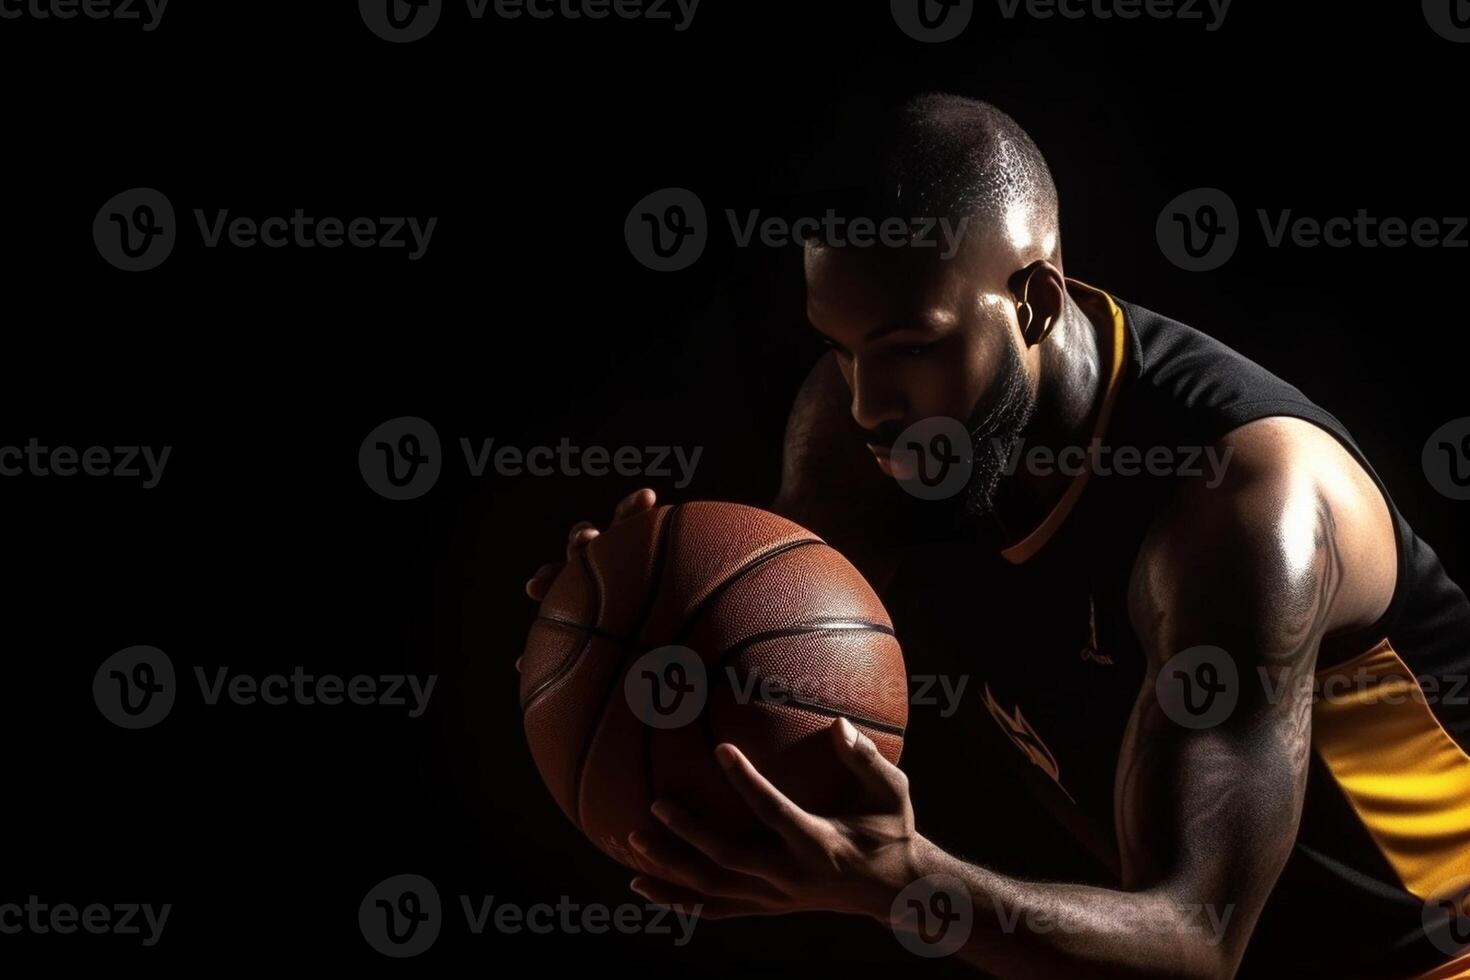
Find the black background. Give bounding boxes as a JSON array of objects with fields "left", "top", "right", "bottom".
[{"left": 2, "top": 0, "right": 1466, "bottom": 974}]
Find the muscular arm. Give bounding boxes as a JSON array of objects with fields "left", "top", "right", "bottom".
[{"left": 888, "top": 418, "right": 1395, "bottom": 979}]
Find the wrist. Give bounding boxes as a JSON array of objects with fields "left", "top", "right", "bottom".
[{"left": 860, "top": 832, "right": 941, "bottom": 925}]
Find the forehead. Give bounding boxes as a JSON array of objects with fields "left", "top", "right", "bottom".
[{"left": 803, "top": 231, "right": 1011, "bottom": 333}]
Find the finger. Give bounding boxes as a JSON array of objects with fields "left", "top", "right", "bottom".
[
  {"left": 524, "top": 562, "right": 563, "bottom": 600},
  {"left": 712, "top": 744, "right": 825, "bottom": 845},
  {"left": 565, "top": 522, "right": 599, "bottom": 559},
  {"left": 627, "top": 828, "right": 786, "bottom": 903},
  {"left": 831, "top": 717, "right": 907, "bottom": 805},
  {"left": 628, "top": 877, "right": 784, "bottom": 920},
  {"left": 613, "top": 488, "right": 656, "bottom": 524},
  {"left": 649, "top": 799, "right": 782, "bottom": 881}
]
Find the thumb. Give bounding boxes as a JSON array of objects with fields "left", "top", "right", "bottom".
[{"left": 831, "top": 717, "right": 905, "bottom": 802}]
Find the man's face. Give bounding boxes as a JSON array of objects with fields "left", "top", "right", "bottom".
[{"left": 804, "top": 238, "right": 1038, "bottom": 520}]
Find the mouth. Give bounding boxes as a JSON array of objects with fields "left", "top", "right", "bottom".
[{"left": 866, "top": 443, "right": 914, "bottom": 480}]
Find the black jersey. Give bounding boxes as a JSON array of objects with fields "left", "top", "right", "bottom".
[{"left": 885, "top": 279, "right": 1470, "bottom": 979}]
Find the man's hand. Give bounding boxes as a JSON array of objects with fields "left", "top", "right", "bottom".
[
  {"left": 522, "top": 487, "right": 657, "bottom": 602},
  {"left": 625, "top": 717, "right": 925, "bottom": 922},
  {"left": 518, "top": 488, "right": 658, "bottom": 669}
]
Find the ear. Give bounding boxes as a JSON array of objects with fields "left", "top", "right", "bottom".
[{"left": 1009, "top": 261, "right": 1067, "bottom": 347}]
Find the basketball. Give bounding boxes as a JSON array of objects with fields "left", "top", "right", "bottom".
[{"left": 519, "top": 501, "right": 908, "bottom": 869}]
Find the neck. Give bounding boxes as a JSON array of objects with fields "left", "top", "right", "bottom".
[{"left": 989, "top": 291, "right": 1107, "bottom": 544}]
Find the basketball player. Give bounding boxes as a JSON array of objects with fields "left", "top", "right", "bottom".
[{"left": 523, "top": 95, "right": 1470, "bottom": 978}]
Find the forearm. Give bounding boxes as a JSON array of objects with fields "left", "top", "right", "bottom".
[{"left": 878, "top": 837, "right": 1234, "bottom": 980}]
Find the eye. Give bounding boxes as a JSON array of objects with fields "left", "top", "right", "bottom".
[
  {"left": 820, "top": 337, "right": 853, "bottom": 359},
  {"left": 900, "top": 343, "right": 934, "bottom": 357}
]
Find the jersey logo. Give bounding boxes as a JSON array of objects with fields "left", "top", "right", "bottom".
[{"left": 983, "top": 682, "right": 1077, "bottom": 804}]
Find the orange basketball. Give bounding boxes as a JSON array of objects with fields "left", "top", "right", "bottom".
[{"left": 518, "top": 501, "right": 908, "bottom": 869}]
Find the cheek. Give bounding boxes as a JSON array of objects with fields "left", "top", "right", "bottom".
[{"left": 899, "top": 359, "right": 979, "bottom": 421}]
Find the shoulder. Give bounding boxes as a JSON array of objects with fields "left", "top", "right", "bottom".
[{"left": 1127, "top": 416, "right": 1396, "bottom": 665}]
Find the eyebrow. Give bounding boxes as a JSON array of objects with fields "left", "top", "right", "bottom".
[
  {"left": 863, "top": 320, "right": 940, "bottom": 342},
  {"left": 807, "top": 318, "right": 942, "bottom": 347}
]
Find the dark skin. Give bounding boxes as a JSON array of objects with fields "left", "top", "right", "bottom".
[{"left": 521, "top": 227, "right": 1398, "bottom": 979}]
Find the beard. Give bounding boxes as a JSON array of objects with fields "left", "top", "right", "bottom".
[
  {"left": 868, "top": 336, "right": 1037, "bottom": 538},
  {"left": 954, "top": 334, "right": 1037, "bottom": 523}
]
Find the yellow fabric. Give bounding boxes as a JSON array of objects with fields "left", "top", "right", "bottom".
[
  {"left": 1001, "top": 278, "right": 1128, "bottom": 565},
  {"left": 1413, "top": 951, "right": 1470, "bottom": 980},
  {"left": 1312, "top": 640, "right": 1470, "bottom": 900}
]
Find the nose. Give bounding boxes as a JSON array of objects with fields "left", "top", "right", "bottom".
[{"left": 849, "top": 359, "right": 905, "bottom": 437}]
